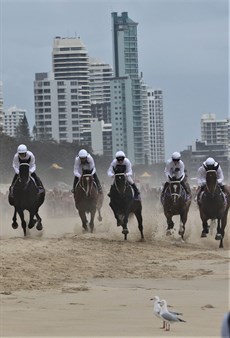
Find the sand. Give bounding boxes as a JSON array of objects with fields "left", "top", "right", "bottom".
[{"left": 0, "top": 195, "right": 229, "bottom": 337}]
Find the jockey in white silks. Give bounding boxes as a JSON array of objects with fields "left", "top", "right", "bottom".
[
  {"left": 107, "top": 150, "right": 140, "bottom": 199},
  {"left": 162, "top": 151, "right": 191, "bottom": 197},
  {"left": 72, "top": 149, "right": 102, "bottom": 193}
]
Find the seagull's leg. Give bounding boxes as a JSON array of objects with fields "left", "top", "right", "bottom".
[{"left": 161, "top": 320, "right": 166, "bottom": 329}]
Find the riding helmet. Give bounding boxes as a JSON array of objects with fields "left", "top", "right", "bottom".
[
  {"left": 17, "top": 144, "right": 27, "bottom": 153},
  {"left": 116, "top": 150, "right": 125, "bottom": 159},
  {"left": 172, "top": 152, "right": 181, "bottom": 160},
  {"left": 78, "top": 149, "right": 88, "bottom": 158}
]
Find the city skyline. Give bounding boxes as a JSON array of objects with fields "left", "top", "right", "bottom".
[{"left": 0, "top": 0, "right": 228, "bottom": 159}]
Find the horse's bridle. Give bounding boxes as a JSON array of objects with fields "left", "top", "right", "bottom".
[
  {"left": 80, "top": 174, "right": 93, "bottom": 196},
  {"left": 114, "top": 173, "right": 127, "bottom": 194}
]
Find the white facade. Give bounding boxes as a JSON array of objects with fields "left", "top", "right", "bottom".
[
  {"left": 201, "top": 113, "right": 230, "bottom": 158},
  {"left": 34, "top": 37, "right": 92, "bottom": 144},
  {"left": 3, "top": 106, "right": 26, "bottom": 137},
  {"left": 91, "top": 119, "right": 112, "bottom": 157},
  {"left": 147, "top": 88, "right": 165, "bottom": 163},
  {"left": 89, "top": 58, "right": 113, "bottom": 104},
  {"left": 34, "top": 72, "right": 85, "bottom": 143}
]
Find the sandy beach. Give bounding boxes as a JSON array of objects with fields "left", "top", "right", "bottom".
[{"left": 0, "top": 196, "right": 229, "bottom": 337}]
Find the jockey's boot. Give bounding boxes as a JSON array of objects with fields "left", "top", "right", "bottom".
[
  {"left": 72, "top": 177, "right": 79, "bottom": 193},
  {"left": 131, "top": 183, "right": 141, "bottom": 200}
]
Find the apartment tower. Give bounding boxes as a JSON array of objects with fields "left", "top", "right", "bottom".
[{"left": 111, "top": 12, "right": 145, "bottom": 164}]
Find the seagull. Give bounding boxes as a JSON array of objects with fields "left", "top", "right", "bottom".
[
  {"left": 150, "top": 296, "right": 166, "bottom": 329},
  {"left": 159, "top": 299, "right": 186, "bottom": 331}
]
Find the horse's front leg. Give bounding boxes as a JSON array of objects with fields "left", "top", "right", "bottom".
[
  {"left": 165, "top": 212, "right": 174, "bottom": 235},
  {"left": 121, "top": 213, "right": 129, "bottom": 240},
  {"left": 134, "top": 208, "right": 144, "bottom": 240},
  {"left": 35, "top": 211, "right": 43, "bottom": 231},
  {"left": 89, "top": 208, "right": 96, "bottom": 233},
  {"left": 17, "top": 209, "right": 27, "bottom": 237},
  {"left": 179, "top": 211, "right": 188, "bottom": 240},
  {"left": 28, "top": 209, "right": 37, "bottom": 229},
  {"left": 201, "top": 219, "right": 209, "bottom": 237},
  {"left": 11, "top": 208, "right": 19, "bottom": 229},
  {"left": 78, "top": 209, "right": 88, "bottom": 231}
]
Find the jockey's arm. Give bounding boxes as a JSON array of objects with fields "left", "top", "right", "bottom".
[
  {"left": 217, "top": 167, "right": 224, "bottom": 185},
  {"left": 197, "top": 167, "right": 206, "bottom": 187},
  {"left": 124, "top": 159, "right": 133, "bottom": 176},
  {"left": 107, "top": 160, "right": 116, "bottom": 177},
  {"left": 29, "top": 153, "right": 36, "bottom": 173},
  {"left": 73, "top": 158, "right": 82, "bottom": 178},
  {"left": 88, "top": 156, "right": 96, "bottom": 175},
  {"left": 12, "top": 154, "right": 20, "bottom": 174}
]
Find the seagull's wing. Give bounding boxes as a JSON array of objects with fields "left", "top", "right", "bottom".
[
  {"left": 169, "top": 310, "right": 183, "bottom": 316},
  {"left": 160, "top": 311, "right": 181, "bottom": 323}
]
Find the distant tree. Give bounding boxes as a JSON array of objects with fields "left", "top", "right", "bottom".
[{"left": 15, "top": 115, "right": 31, "bottom": 140}]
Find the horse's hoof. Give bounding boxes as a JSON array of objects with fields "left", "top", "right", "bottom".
[
  {"left": 36, "top": 222, "right": 43, "bottom": 231},
  {"left": 166, "top": 229, "right": 173, "bottom": 236},
  {"left": 215, "top": 233, "right": 222, "bottom": 241},
  {"left": 122, "top": 228, "right": 129, "bottom": 235},
  {"left": 12, "top": 222, "right": 18, "bottom": 229},
  {"left": 28, "top": 220, "right": 36, "bottom": 229},
  {"left": 201, "top": 231, "right": 207, "bottom": 238}
]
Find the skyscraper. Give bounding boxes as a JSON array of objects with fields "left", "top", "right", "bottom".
[
  {"left": 34, "top": 37, "right": 91, "bottom": 145},
  {"left": 148, "top": 88, "right": 165, "bottom": 163},
  {"left": 111, "top": 12, "right": 145, "bottom": 164}
]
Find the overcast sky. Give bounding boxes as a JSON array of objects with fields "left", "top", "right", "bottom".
[{"left": 0, "top": 0, "right": 228, "bottom": 159}]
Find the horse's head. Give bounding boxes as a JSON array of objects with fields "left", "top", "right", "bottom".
[
  {"left": 168, "top": 176, "right": 185, "bottom": 203},
  {"left": 205, "top": 170, "right": 218, "bottom": 195},
  {"left": 19, "top": 163, "right": 30, "bottom": 186},
  {"left": 114, "top": 173, "right": 127, "bottom": 194},
  {"left": 80, "top": 170, "right": 94, "bottom": 196}
]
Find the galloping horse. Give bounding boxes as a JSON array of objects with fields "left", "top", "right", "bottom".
[
  {"left": 109, "top": 167, "right": 144, "bottom": 241},
  {"left": 74, "top": 169, "right": 103, "bottom": 233},
  {"left": 198, "top": 170, "right": 229, "bottom": 248},
  {"left": 8, "top": 163, "right": 45, "bottom": 236},
  {"left": 161, "top": 175, "right": 191, "bottom": 240}
]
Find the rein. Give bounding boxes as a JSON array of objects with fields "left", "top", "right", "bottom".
[
  {"left": 80, "top": 174, "right": 93, "bottom": 195},
  {"left": 114, "top": 173, "right": 127, "bottom": 194}
]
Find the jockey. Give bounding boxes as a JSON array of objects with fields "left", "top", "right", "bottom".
[
  {"left": 107, "top": 150, "right": 140, "bottom": 199},
  {"left": 72, "top": 149, "right": 102, "bottom": 193},
  {"left": 10, "top": 144, "right": 44, "bottom": 193},
  {"left": 162, "top": 151, "right": 191, "bottom": 197},
  {"left": 196, "top": 157, "right": 226, "bottom": 198}
]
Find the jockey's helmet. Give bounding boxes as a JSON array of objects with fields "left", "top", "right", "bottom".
[
  {"left": 172, "top": 152, "right": 181, "bottom": 160},
  {"left": 78, "top": 149, "right": 88, "bottom": 158},
  {"left": 116, "top": 150, "right": 125, "bottom": 161},
  {"left": 203, "top": 157, "right": 218, "bottom": 170},
  {"left": 204, "top": 157, "right": 215, "bottom": 166},
  {"left": 17, "top": 144, "right": 27, "bottom": 154}
]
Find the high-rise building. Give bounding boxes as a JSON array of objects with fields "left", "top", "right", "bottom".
[
  {"left": 89, "top": 58, "right": 113, "bottom": 123},
  {"left": 34, "top": 37, "right": 91, "bottom": 145},
  {"left": 110, "top": 12, "right": 144, "bottom": 164},
  {"left": 148, "top": 88, "right": 165, "bottom": 163},
  {"left": 201, "top": 113, "right": 229, "bottom": 148},
  {"left": 3, "top": 106, "right": 26, "bottom": 137}
]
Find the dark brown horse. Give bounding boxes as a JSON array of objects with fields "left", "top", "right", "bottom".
[
  {"left": 198, "top": 170, "right": 229, "bottom": 248},
  {"left": 74, "top": 170, "right": 103, "bottom": 233},
  {"left": 8, "top": 163, "right": 45, "bottom": 236},
  {"left": 161, "top": 176, "right": 191, "bottom": 240},
  {"left": 109, "top": 170, "right": 144, "bottom": 241}
]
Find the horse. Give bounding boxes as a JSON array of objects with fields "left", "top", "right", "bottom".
[
  {"left": 197, "top": 170, "right": 229, "bottom": 248},
  {"left": 74, "top": 169, "right": 103, "bottom": 233},
  {"left": 161, "top": 175, "right": 191, "bottom": 240},
  {"left": 108, "top": 168, "right": 144, "bottom": 241},
  {"left": 8, "top": 163, "right": 45, "bottom": 237}
]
